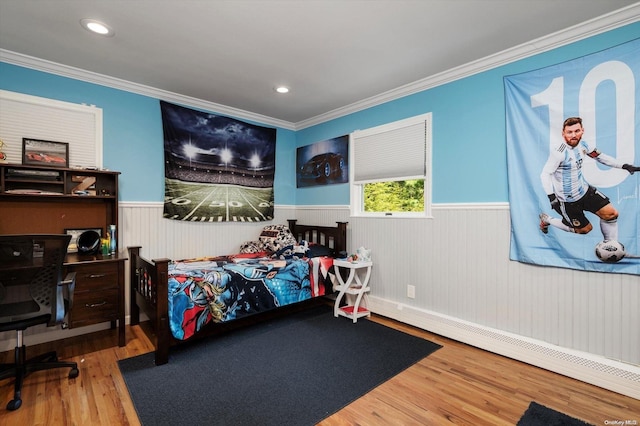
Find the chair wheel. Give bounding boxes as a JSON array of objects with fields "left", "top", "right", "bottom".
[
  {"left": 7, "top": 398, "right": 22, "bottom": 410},
  {"left": 69, "top": 368, "right": 79, "bottom": 379}
]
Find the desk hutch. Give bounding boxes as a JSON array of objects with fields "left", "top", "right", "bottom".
[{"left": 0, "top": 163, "right": 125, "bottom": 346}]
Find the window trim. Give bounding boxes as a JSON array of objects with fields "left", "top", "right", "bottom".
[
  {"left": 349, "top": 113, "right": 432, "bottom": 218},
  {"left": 0, "top": 89, "right": 103, "bottom": 168}
]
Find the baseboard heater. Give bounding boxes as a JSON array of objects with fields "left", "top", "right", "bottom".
[{"left": 369, "top": 296, "right": 640, "bottom": 400}]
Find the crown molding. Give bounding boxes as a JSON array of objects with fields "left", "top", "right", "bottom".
[
  {"left": 0, "top": 50, "right": 296, "bottom": 131},
  {"left": 295, "top": 3, "right": 640, "bottom": 130},
  {"left": 1, "top": 3, "right": 638, "bottom": 131}
]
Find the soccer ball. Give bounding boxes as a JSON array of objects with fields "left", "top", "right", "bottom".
[{"left": 594, "top": 240, "right": 626, "bottom": 263}]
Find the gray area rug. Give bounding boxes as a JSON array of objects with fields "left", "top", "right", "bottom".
[
  {"left": 518, "top": 401, "right": 594, "bottom": 426},
  {"left": 119, "top": 304, "right": 441, "bottom": 426}
]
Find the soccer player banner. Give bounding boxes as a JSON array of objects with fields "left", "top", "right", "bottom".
[
  {"left": 505, "top": 38, "right": 640, "bottom": 275},
  {"left": 160, "top": 101, "right": 277, "bottom": 222}
]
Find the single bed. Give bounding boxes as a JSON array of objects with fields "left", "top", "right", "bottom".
[{"left": 127, "top": 219, "right": 348, "bottom": 365}]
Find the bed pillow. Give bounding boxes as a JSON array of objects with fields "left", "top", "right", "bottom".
[
  {"left": 239, "top": 240, "right": 265, "bottom": 254},
  {"left": 258, "top": 224, "right": 298, "bottom": 252},
  {"left": 306, "top": 243, "right": 334, "bottom": 258}
]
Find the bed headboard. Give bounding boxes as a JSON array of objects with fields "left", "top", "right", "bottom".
[{"left": 287, "top": 219, "right": 348, "bottom": 257}]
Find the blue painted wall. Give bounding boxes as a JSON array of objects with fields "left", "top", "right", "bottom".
[
  {"left": 0, "top": 63, "right": 297, "bottom": 204},
  {"left": 295, "top": 22, "right": 640, "bottom": 205},
  {"left": 1, "top": 21, "right": 638, "bottom": 205}
]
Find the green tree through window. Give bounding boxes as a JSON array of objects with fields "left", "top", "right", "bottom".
[
  {"left": 350, "top": 112, "right": 431, "bottom": 217},
  {"left": 364, "top": 179, "right": 424, "bottom": 213}
]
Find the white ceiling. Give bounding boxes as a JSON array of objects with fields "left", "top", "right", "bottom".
[{"left": 0, "top": 1, "right": 638, "bottom": 127}]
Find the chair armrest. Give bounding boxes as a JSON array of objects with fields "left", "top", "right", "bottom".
[
  {"left": 60, "top": 272, "right": 76, "bottom": 287},
  {"left": 59, "top": 271, "right": 76, "bottom": 319}
]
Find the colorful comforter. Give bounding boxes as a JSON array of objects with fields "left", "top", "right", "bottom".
[{"left": 168, "top": 253, "right": 336, "bottom": 340}]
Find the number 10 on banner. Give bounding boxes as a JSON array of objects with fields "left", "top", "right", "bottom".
[{"left": 531, "top": 60, "right": 636, "bottom": 188}]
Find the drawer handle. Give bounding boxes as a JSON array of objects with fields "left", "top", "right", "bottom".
[
  {"left": 85, "top": 301, "right": 107, "bottom": 308},
  {"left": 88, "top": 274, "right": 106, "bottom": 279}
]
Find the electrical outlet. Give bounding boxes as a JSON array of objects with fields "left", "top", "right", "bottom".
[{"left": 407, "top": 285, "right": 416, "bottom": 299}]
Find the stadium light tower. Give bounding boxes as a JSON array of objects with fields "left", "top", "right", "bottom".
[
  {"left": 183, "top": 137, "right": 197, "bottom": 169},
  {"left": 250, "top": 153, "right": 261, "bottom": 177},
  {"left": 221, "top": 148, "right": 232, "bottom": 171}
]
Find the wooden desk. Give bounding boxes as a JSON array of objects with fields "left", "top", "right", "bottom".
[
  {"left": 0, "top": 163, "right": 124, "bottom": 347},
  {"left": 64, "top": 252, "right": 127, "bottom": 347}
]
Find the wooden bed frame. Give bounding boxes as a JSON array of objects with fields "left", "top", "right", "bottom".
[{"left": 127, "top": 220, "right": 348, "bottom": 365}]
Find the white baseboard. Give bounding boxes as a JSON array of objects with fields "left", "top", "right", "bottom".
[{"left": 369, "top": 296, "right": 640, "bottom": 400}]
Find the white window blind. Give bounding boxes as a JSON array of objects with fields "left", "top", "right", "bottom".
[
  {"left": 0, "top": 90, "right": 102, "bottom": 168},
  {"left": 352, "top": 113, "right": 430, "bottom": 183}
]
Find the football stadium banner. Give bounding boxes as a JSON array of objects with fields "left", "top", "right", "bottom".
[
  {"left": 160, "top": 101, "right": 277, "bottom": 222},
  {"left": 505, "top": 38, "right": 640, "bottom": 275}
]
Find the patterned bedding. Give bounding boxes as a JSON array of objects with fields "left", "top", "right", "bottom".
[{"left": 168, "top": 253, "right": 336, "bottom": 340}]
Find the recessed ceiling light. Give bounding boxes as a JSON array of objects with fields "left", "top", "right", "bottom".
[
  {"left": 275, "top": 86, "right": 290, "bottom": 94},
  {"left": 80, "top": 19, "right": 115, "bottom": 37}
]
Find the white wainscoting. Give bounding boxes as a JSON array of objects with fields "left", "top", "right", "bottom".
[
  {"left": 119, "top": 202, "right": 299, "bottom": 261},
  {"left": 2, "top": 203, "right": 638, "bottom": 398},
  {"left": 293, "top": 204, "right": 640, "bottom": 399}
]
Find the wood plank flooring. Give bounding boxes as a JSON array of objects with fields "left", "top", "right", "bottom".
[{"left": 1, "top": 315, "right": 638, "bottom": 425}]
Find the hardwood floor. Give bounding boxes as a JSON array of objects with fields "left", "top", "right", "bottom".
[{"left": 1, "top": 315, "right": 638, "bottom": 425}]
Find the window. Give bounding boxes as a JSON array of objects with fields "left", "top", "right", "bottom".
[
  {"left": 350, "top": 113, "right": 432, "bottom": 217},
  {"left": 0, "top": 90, "right": 102, "bottom": 168}
]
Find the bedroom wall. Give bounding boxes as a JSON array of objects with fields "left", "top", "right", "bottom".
[
  {"left": 289, "top": 20, "right": 640, "bottom": 396},
  {"left": 292, "top": 21, "right": 640, "bottom": 354},
  {"left": 0, "top": 14, "right": 638, "bottom": 396}
]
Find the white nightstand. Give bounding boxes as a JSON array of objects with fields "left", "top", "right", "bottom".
[{"left": 333, "top": 259, "right": 373, "bottom": 323}]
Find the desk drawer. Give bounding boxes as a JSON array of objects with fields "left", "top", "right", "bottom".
[
  {"left": 71, "top": 263, "right": 119, "bottom": 292},
  {"left": 66, "top": 262, "right": 120, "bottom": 327},
  {"left": 71, "top": 288, "right": 119, "bottom": 326}
]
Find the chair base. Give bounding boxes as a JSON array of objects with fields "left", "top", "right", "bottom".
[{"left": 0, "top": 345, "right": 79, "bottom": 411}]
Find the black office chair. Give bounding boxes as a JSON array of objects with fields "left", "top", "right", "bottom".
[{"left": 0, "top": 234, "right": 79, "bottom": 411}]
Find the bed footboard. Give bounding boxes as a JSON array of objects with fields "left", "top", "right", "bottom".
[{"left": 128, "top": 246, "right": 172, "bottom": 365}]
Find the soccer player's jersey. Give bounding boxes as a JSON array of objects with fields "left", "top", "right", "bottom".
[{"left": 541, "top": 140, "right": 592, "bottom": 202}]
